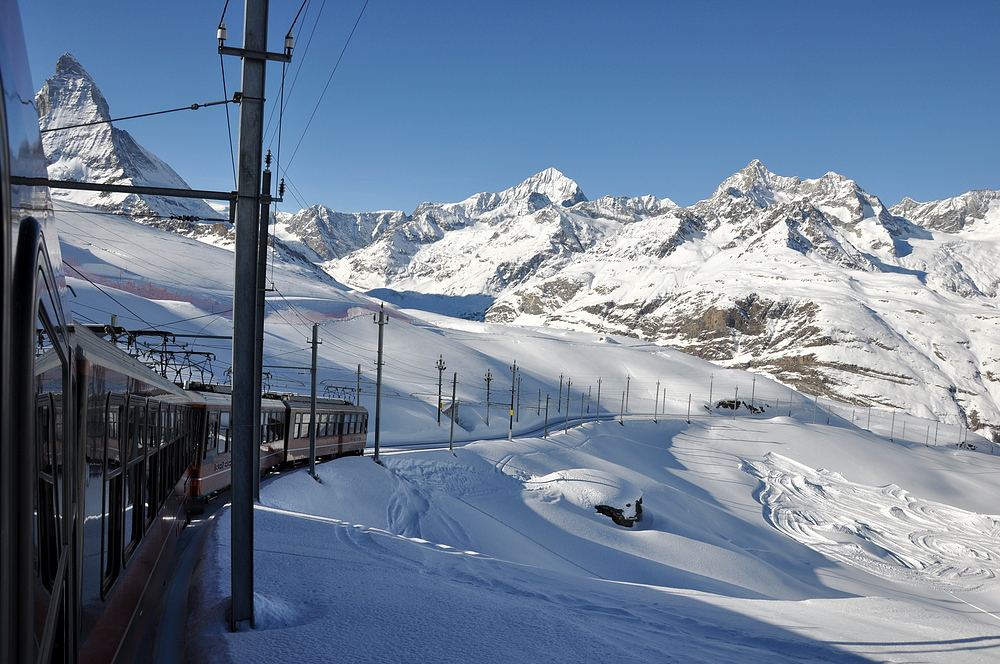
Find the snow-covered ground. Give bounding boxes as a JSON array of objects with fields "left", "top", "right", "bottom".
[
  {"left": 189, "top": 416, "right": 1000, "bottom": 663},
  {"left": 55, "top": 204, "right": 1000, "bottom": 662}
]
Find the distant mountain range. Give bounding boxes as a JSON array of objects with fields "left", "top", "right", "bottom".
[{"left": 38, "top": 55, "right": 1000, "bottom": 441}]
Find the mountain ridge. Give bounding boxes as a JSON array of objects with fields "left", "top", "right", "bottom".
[{"left": 37, "top": 54, "right": 1000, "bottom": 441}]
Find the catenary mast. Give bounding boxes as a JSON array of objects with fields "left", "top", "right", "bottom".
[{"left": 220, "top": 0, "right": 291, "bottom": 629}]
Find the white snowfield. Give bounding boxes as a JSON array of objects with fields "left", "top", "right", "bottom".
[
  {"left": 53, "top": 203, "right": 1000, "bottom": 662},
  {"left": 526, "top": 469, "right": 643, "bottom": 524},
  {"left": 746, "top": 452, "right": 1000, "bottom": 594}
]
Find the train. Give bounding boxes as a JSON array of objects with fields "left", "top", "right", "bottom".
[
  {"left": 0, "top": 2, "right": 368, "bottom": 661},
  {"left": 180, "top": 383, "right": 367, "bottom": 499}
]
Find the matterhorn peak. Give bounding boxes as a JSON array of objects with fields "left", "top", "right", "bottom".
[
  {"left": 36, "top": 52, "right": 110, "bottom": 128},
  {"left": 35, "top": 54, "right": 216, "bottom": 221},
  {"left": 55, "top": 52, "right": 90, "bottom": 80}
]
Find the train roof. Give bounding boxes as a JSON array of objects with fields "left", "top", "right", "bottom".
[
  {"left": 186, "top": 383, "right": 362, "bottom": 411},
  {"left": 279, "top": 395, "right": 362, "bottom": 410},
  {"left": 182, "top": 389, "right": 286, "bottom": 409}
]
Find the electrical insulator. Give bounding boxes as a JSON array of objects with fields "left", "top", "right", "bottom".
[
  {"left": 284, "top": 31, "right": 295, "bottom": 53},
  {"left": 278, "top": 179, "right": 286, "bottom": 197},
  {"left": 265, "top": 149, "right": 272, "bottom": 169},
  {"left": 217, "top": 23, "right": 228, "bottom": 44}
]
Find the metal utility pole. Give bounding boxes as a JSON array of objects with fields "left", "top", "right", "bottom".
[
  {"left": 596, "top": 378, "right": 602, "bottom": 422},
  {"left": 436, "top": 355, "right": 446, "bottom": 425},
  {"left": 625, "top": 374, "right": 631, "bottom": 412},
  {"left": 373, "top": 304, "right": 388, "bottom": 463},
  {"left": 509, "top": 360, "right": 518, "bottom": 441},
  {"left": 654, "top": 380, "right": 660, "bottom": 424},
  {"left": 557, "top": 373, "right": 563, "bottom": 412},
  {"left": 516, "top": 375, "right": 522, "bottom": 422},
  {"left": 223, "top": 0, "right": 292, "bottom": 631},
  {"left": 564, "top": 392, "right": 570, "bottom": 433},
  {"left": 356, "top": 364, "right": 362, "bottom": 406},
  {"left": 449, "top": 372, "right": 458, "bottom": 452},
  {"left": 484, "top": 369, "right": 492, "bottom": 426},
  {"left": 252, "top": 154, "right": 273, "bottom": 502},
  {"left": 544, "top": 394, "right": 550, "bottom": 438},
  {"left": 308, "top": 323, "right": 320, "bottom": 479}
]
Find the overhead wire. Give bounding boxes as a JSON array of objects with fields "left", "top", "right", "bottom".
[
  {"left": 63, "top": 260, "right": 157, "bottom": 329},
  {"left": 284, "top": 0, "right": 370, "bottom": 170},
  {"left": 287, "top": 0, "right": 310, "bottom": 32},
  {"left": 159, "top": 309, "right": 233, "bottom": 327},
  {"left": 40, "top": 98, "right": 238, "bottom": 134},
  {"left": 263, "top": 0, "right": 327, "bottom": 149},
  {"left": 56, "top": 208, "right": 229, "bottom": 295},
  {"left": 220, "top": 54, "right": 238, "bottom": 189},
  {"left": 52, "top": 207, "right": 229, "bottom": 223}
]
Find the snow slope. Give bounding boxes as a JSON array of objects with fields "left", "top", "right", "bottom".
[
  {"left": 51, "top": 202, "right": 1000, "bottom": 662},
  {"left": 190, "top": 418, "right": 1000, "bottom": 664}
]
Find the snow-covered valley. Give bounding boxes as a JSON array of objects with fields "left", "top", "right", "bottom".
[
  {"left": 35, "top": 48, "right": 1000, "bottom": 662},
  {"left": 54, "top": 198, "right": 1000, "bottom": 662}
]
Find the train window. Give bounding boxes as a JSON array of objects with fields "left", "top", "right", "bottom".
[
  {"left": 103, "top": 401, "right": 124, "bottom": 592},
  {"left": 206, "top": 411, "right": 218, "bottom": 460},
  {"left": 145, "top": 447, "right": 157, "bottom": 524},
  {"left": 145, "top": 403, "right": 158, "bottom": 523},
  {"left": 267, "top": 413, "right": 285, "bottom": 443},
  {"left": 35, "top": 396, "right": 60, "bottom": 590},
  {"left": 123, "top": 402, "right": 145, "bottom": 559},
  {"left": 293, "top": 413, "right": 302, "bottom": 439},
  {"left": 219, "top": 410, "right": 231, "bottom": 454}
]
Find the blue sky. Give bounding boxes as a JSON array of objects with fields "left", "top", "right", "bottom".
[{"left": 19, "top": 0, "right": 1000, "bottom": 214}]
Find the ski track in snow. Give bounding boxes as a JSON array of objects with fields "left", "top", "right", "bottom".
[{"left": 745, "top": 452, "right": 1000, "bottom": 593}]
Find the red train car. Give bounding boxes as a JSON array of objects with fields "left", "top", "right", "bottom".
[{"left": 185, "top": 386, "right": 368, "bottom": 500}]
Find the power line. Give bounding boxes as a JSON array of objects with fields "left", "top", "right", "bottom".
[
  {"left": 159, "top": 309, "right": 233, "bottom": 327},
  {"left": 220, "top": 54, "right": 238, "bottom": 189},
  {"left": 52, "top": 207, "right": 229, "bottom": 223},
  {"left": 285, "top": 0, "right": 370, "bottom": 170},
  {"left": 63, "top": 260, "right": 156, "bottom": 329},
  {"left": 264, "top": 0, "right": 328, "bottom": 149},
  {"left": 287, "top": 0, "right": 311, "bottom": 33},
  {"left": 41, "top": 97, "right": 239, "bottom": 133}
]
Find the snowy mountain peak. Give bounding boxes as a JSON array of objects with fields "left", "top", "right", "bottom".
[
  {"left": 890, "top": 189, "right": 1000, "bottom": 233},
  {"left": 36, "top": 53, "right": 110, "bottom": 130},
  {"left": 488, "top": 167, "right": 588, "bottom": 211},
  {"left": 55, "top": 52, "right": 90, "bottom": 81},
  {"left": 35, "top": 54, "right": 216, "bottom": 222},
  {"left": 707, "top": 160, "right": 802, "bottom": 208}
]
